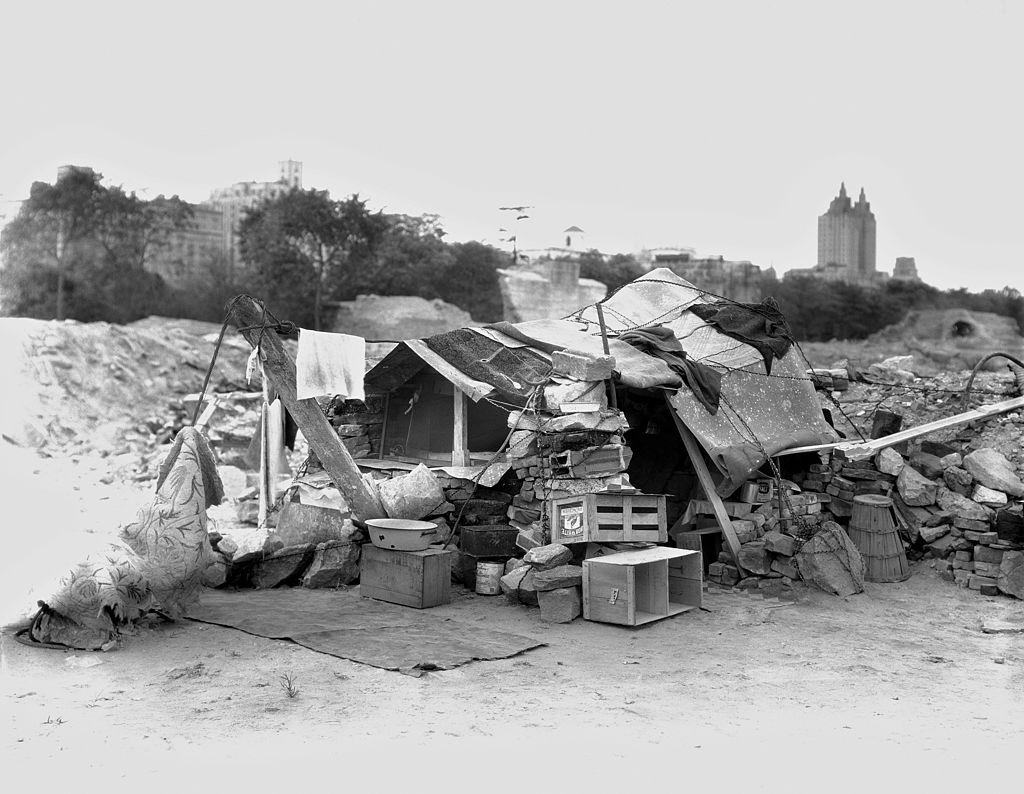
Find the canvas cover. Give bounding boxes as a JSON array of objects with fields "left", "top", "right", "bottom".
[{"left": 365, "top": 269, "right": 837, "bottom": 493}]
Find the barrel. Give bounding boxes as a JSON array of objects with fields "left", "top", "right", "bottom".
[
  {"left": 847, "top": 494, "right": 910, "bottom": 582},
  {"left": 474, "top": 562, "right": 504, "bottom": 595}
]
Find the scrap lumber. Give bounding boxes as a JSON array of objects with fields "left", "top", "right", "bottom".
[
  {"left": 665, "top": 395, "right": 746, "bottom": 575},
  {"left": 227, "top": 296, "right": 384, "bottom": 521},
  {"left": 774, "top": 395, "right": 1024, "bottom": 460}
]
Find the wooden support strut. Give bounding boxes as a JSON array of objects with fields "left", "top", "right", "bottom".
[
  {"left": 665, "top": 395, "right": 746, "bottom": 576},
  {"left": 227, "top": 296, "right": 384, "bottom": 521}
]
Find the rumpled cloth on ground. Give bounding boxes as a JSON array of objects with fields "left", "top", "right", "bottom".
[
  {"left": 424, "top": 328, "right": 551, "bottom": 399},
  {"left": 27, "top": 428, "right": 224, "bottom": 650},
  {"left": 296, "top": 329, "right": 366, "bottom": 401},
  {"left": 690, "top": 297, "right": 791, "bottom": 374},
  {"left": 618, "top": 325, "right": 722, "bottom": 414}
]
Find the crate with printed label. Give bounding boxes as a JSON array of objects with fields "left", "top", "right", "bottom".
[
  {"left": 549, "top": 492, "right": 667, "bottom": 544},
  {"left": 582, "top": 547, "right": 702, "bottom": 626}
]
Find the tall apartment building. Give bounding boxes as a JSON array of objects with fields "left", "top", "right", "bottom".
[
  {"left": 204, "top": 160, "right": 303, "bottom": 272},
  {"left": 816, "top": 183, "right": 877, "bottom": 281}
]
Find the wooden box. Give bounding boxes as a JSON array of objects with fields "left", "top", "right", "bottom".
[
  {"left": 360, "top": 545, "right": 455, "bottom": 609},
  {"left": 583, "top": 547, "right": 702, "bottom": 626},
  {"left": 550, "top": 492, "right": 667, "bottom": 544}
]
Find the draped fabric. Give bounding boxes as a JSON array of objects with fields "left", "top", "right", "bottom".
[{"left": 29, "top": 427, "right": 223, "bottom": 650}]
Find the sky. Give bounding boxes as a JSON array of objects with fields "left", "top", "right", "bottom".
[{"left": 1, "top": 0, "right": 1021, "bottom": 290}]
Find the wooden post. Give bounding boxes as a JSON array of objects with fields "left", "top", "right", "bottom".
[
  {"left": 452, "top": 387, "right": 469, "bottom": 466},
  {"left": 664, "top": 396, "right": 746, "bottom": 575},
  {"left": 227, "top": 296, "right": 384, "bottom": 520}
]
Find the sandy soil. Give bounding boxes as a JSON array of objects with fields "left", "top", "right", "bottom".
[{"left": 2, "top": 441, "right": 1023, "bottom": 789}]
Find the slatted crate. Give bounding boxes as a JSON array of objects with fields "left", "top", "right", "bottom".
[
  {"left": 549, "top": 492, "right": 667, "bottom": 544},
  {"left": 583, "top": 547, "right": 702, "bottom": 626}
]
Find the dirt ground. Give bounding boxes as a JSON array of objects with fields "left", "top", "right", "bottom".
[{"left": 2, "top": 441, "right": 1023, "bottom": 790}]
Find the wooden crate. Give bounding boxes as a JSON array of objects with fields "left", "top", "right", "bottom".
[
  {"left": 550, "top": 492, "right": 667, "bottom": 544},
  {"left": 583, "top": 547, "right": 702, "bottom": 626},
  {"left": 360, "top": 545, "right": 454, "bottom": 609}
]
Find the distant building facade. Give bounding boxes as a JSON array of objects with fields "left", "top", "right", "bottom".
[
  {"left": 814, "top": 182, "right": 878, "bottom": 283},
  {"left": 891, "top": 256, "right": 920, "bottom": 282},
  {"left": 204, "top": 160, "right": 303, "bottom": 272},
  {"left": 498, "top": 258, "right": 606, "bottom": 322},
  {"left": 636, "top": 247, "right": 772, "bottom": 303}
]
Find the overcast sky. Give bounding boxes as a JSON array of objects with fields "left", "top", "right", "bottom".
[{"left": 2, "top": 0, "right": 1021, "bottom": 290}]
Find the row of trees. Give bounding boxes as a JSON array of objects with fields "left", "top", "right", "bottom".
[
  {"left": 0, "top": 168, "right": 194, "bottom": 323},
  {"left": 3, "top": 171, "right": 1021, "bottom": 340}
]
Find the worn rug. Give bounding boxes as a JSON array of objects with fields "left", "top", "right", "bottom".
[{"left": 186, "top": 589, "right": 542, "bottom": 676}]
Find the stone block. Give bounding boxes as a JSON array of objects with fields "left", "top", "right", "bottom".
[
  {"left": 499, "top": 567, "right": 539, "bottom": 605},
  {"left": 763, "top": 531, "right": 797, "bottom": 557},
  {"left": 920, "top": 524, "right": 950, "bottom": 544},
  {"left": 955, "top": 519, "right": 990, "bottom": 534},
  {"left": 953, "top": 569, "right": 971, "bottom": 587},
  {"left": 738, "top": 541, "right": 773, "bottom": 575},
  {"left": 301, "top": 540, "right": 361, "bottom": 588},
  {"left": 968, "top": 575, "right": 998, "bottom": 591},
  {"left": 523, "top": 543, "right": 573, "bottom": 570},
  {"left": 973, "top": 562, "right": 1002, "bottom": 578},
  {"left": 253, "top": 543, "right": 315, "bottom": 589},
  {"left": 943, "top": 466, "right": 974, "bottom": 497},
  {"left": 972, "top": 485, "right": 1008, "bottom": 508},
  {"left": 794, "top": 522, "right": 865, "bottom": 597},
  {"left": 997, "top": 550, "right": 1024, "bottom": 599},
  {"left": 201, "top": 557, "right": 229, "bottom": 588},
  {"left": 962, "top": 448, "right": 1024, "bottom": 498},
  {"left": 875, "top": 448, "right": 905, "bottom": 476},
  {"left": 926, "top": 534, "right": 956, "bottom": 557},
  {"left": 771, "top": 556, "right": 800, "bottom": 580},
  {"left": 955, "top": 549, "right": 973, "bottom": 562},
  {"left": 938, "top": 452, "right": 963, "bottom": 470},
  {"left": 550, "top": 349, "right": 615, "bottom": 381},
  {"left": 936, "top": 487, "right": 991, "bottom": 522},
  {"left": 974, "top": 544, "right": 1004, "bottom": 564},
  {"left": 377, "top": 464, "right": 446, "bottom": 520},
  {"left": 532, "top": 564, "right": 583, "bottom": 592},
  {"left": 897, "top": 466, "right": 937, "bottom": 506},
  {"left": 977, "top": 532, "right": 999, "bottom": 545},
  {"left": 538, "top": 587, "right": 582, "bottom": 623},
  {"left": 911, "top": 452, "right": 945, "bottom": 479}
]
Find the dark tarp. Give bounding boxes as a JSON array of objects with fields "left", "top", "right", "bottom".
[{"left": 187, "top": 588, "right": 543, "bottom": 677}]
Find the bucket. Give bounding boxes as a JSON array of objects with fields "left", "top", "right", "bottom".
[
  {"left": 847, "top": 494, "right": 910, "bottom": 582},
  {"left": 475, "top": 562, "right": 504, "bottom": 595}
]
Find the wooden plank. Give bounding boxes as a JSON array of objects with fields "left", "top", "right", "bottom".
[
  {"left": 665, "top": 395, "right": 746, "bottom": 575},
  {"left": 774, "top": 395, "right": 1024, "bottom": 459},
  {"left": 227, "top": 296, "right": 383, "bottom": 521},
  {"left": 452, "top": 388, "right": 469, "bottom": 466}
]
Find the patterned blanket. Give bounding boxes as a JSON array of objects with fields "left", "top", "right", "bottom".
[{"left": 29, "top": 427, "right": 224, "bottom": 650}]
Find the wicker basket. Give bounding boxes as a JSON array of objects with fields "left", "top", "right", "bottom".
[{"left": 848, "top": 494, "right": 910, "bottom": 583}]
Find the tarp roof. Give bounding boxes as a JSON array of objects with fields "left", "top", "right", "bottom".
[{"left": 365, "top": 268, "right": 837, "bottom": 494}]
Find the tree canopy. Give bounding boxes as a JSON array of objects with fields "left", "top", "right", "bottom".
[{"left": 0, "top": 169, "right": 192, "bottom": 322}]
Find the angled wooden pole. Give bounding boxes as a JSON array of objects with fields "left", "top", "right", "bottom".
[
  {"left": 665, "top": 395, "right": 746, "bottom": 575},
  {"left": 227, "top": 296, "right": 384, "bottom": 521}
]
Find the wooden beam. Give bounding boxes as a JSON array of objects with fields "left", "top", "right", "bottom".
[
  {"left": 227, "top": 296, "right": 384, "bottom": 520},
  {"left": 452, "top": 388, "right": 469, "bottom": 466},
  {"left": 774, "top": 395, "right": 1024, "bottom": 461},
  {"left": 665, "top": 395, "right": 746, "bottom": 576}
]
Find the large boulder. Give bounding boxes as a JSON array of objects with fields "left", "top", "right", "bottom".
[
  {"left": 253, "top": 543, "right": 315, "bottom": 589},
  {"left": 875, "top": 448, "right": 905, "bottom": 477},
  {"left": 998, "top": 550, "right": 1024, "bottom": 599},
  {"left": 377, "top": 464, "right": 447, "bottom": 520},
  {"left": 962, "top": 448, "right": 1024, "bottom": 498},
  {"left": 794, "top": 522, "right": 865, "bottom": 597},
  {"left": 897, "top": 466, "right": 937, "bottom": 506},
  {"left": 936, "top": 487, "right": 991, "bottom": 522},
  {"left": 301, "top": 540, "right": 361, "bottom": 588}
]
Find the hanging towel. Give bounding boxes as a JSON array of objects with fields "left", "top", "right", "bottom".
[{"left": 295, "top": 329, "right": 366, "bottom": 401}]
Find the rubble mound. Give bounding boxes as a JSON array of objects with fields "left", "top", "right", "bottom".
[
  {"left": 867, "top": 309, "right": 1024, "bottom": 370},
  {"left": 0, "top": 315, "right": 253, "bottom": 455},
  {"left": 329, "top": 294, "right": 476, "bottom": 341}
]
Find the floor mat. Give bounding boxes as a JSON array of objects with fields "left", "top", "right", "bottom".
[{"left": 186, "top": 589, "right": 543, "bottom": 676}]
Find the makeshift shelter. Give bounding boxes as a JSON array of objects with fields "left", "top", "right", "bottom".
[{"left": 364, "top": 268, "right": 837, "bottom": 497}]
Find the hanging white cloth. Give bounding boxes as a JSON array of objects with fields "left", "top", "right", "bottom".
[{"left": 295, "top": 329, "right": 366, "bottom": 401}]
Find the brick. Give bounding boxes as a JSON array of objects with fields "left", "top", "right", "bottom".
[
  {"left": 955, "top": 550, "right": 973, "bottom": 562},
  {"left": 968, "top": 575, "right": 998, "bottom": 591},
  {"left": 973, "top": 562, "right": 1001, "bottom": 578},
  {"left": 974, "top": 545, "right": 1003, "bottom": 564}
]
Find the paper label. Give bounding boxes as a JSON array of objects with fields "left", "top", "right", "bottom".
[
  {"left": 559, "top": 505, "right": 585, "bottom": 537},
  {"left": 609, "top": 588, "right": 619, "bottom": 605}
]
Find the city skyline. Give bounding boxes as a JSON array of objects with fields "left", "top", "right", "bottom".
[{"left": 2, "top": 1, "right": 1021, "bottom": 291}]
